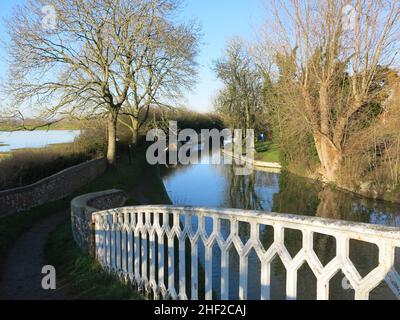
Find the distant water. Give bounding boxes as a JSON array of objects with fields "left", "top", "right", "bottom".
[{"left": 0, "top": 130, "right": 81, "bottom": 152}]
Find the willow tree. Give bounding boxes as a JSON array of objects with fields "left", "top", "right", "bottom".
[
  {"left": 265, "top": 0, "right": 400, "bottom": 183},
  {"left": 5, "top": 0, "right": 197, "bottom": 164}
]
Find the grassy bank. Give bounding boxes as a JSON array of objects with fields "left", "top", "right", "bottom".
[
  {"left": 44, "top": 153, "right": 170, "bottom": 299},
  {"left": 0, "top": 129, "right": 105, "bottom": 191},
  {"left": 0, "top": 153, "right": 11, "bottom": 161},
  {"left": 254, "top": 141, "right": 281, "bottom": 163},
  {"left": 46, "top": 222, "right": 142, "bottom": 300},
  {"left": 0, "top": 143, "right": 9, "bottom": 161},
  {"left": 237, "top": 141, "right": 282, "bottom": 163},
  {"left": 0, "top": 149, "right": 171, "bottom": 299}
]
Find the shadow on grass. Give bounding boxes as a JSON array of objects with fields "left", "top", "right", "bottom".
[{"left": 45, "top": 221, "right": 142, "bottom": 300}]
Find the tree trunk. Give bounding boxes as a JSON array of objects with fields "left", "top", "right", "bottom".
[
  {"left": 107, "top": 111, "right": 118, "bottom": 165},
  {"left": 319, "top": 83, "right": 330, "bottom": 136},
  {"left": 129, "top": 115, "right": 139, "bottom": 145},
  {"left": 245, "top": 98, "right": 251, "bottom": 131},
  {"left": 314, "top": 133, "right": 342, "bottom": 183}
]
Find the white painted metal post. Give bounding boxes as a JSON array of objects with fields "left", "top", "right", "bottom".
[
  {"left": 260, "top": 261, "right": 271, "bottom": 300},
  {"left": 239, "top": 255, "right": 248, "bottom": 300},
  {"left": 221, "top": 247, "right": 229, "bottom": 300},
  {"left": 205, "top": 244, "right": 213, "bottom": 300},
  {"left": 191, "top": 241, "right": 199, "bottom": 300}
]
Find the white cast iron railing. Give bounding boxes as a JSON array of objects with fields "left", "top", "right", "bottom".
[{"left": 93, "top": 206, "right": 400, "bottom": 300}]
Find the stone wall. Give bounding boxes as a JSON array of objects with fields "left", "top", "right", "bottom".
[
  {"left": 70, "top": 189, "right": 127, "bottom": 255},
  {"left": 0, "top": 158, "right": 107, "bottom": 217}
]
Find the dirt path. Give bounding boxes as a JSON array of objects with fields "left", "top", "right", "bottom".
[{"left": 0, "top": 210, "right": 70, "bottom": 300}]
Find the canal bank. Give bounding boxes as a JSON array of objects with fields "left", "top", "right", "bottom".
[
  {"left": 0, "top": 151, "right": 171, "bottom": 299},
  {"left": 222, "top": 141, "right": 400, "bottom": 205}
]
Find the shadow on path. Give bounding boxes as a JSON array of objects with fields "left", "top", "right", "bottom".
[{"left": 0, "top": 210, "right": 70, "bottom": 300}]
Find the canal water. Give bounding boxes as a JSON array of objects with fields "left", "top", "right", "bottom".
[
  {"left": 0, "top": 130, "right": 81, "bottom": 153},
  {"left": 161, "top": 151, "right": 400, "bottom": 300}
]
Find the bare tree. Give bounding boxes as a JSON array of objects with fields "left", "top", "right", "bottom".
[
  {"left": 264, "top": 0, "right": 400, "bottom": 183},
  {"left": 118, "top": 13, "right": 200, "bottom": 144},
  {"left": 214, "top": 38, "right": 265, "bottom": 132},
  {"left": 5, "top": 0, "right": 198, "bottom": 164}
]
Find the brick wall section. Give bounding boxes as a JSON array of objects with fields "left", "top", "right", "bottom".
[
  {"left": 70, "top": 189, "right": 127, "bottom": 255},
  {"left": 0, "top": 158, "right": 107, "bottom": 217}
]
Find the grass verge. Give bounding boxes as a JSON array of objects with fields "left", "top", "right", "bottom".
[
  {"left": 1, "top": 149, "right": 171, "bottom": 299},
  {"left": 254, "top": 141, "right": 281, "bottom": 163},
  {"left": 45, "top": 152, "right": 170, "bottom": 299},
  {"left": 0, "top": 152, "right": 11, "bottom": 160},
  {"left": 45, "top": 222, "right": 142, "bottom": 300}
]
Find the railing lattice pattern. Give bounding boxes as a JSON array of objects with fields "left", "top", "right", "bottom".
[{"left": 93, "top": 206, "right": 400, "bottom": 300}]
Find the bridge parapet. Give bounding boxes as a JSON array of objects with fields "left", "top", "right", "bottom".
[
  {"left": 71, "top": 189, "right": 127, "bottom": 254},
  {"left": 91, "top": 205, "right": 400, "bottom": 300}
]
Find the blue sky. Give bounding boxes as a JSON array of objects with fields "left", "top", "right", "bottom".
[
  {"left": 179, "top": 0, "right": 265, "bottom": 112},
  {"left": 0, "top": 0, "right": 266, "bottom": 113},
  {"left": 0, "top": 0, "right": 26, "bottom": 92}
]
